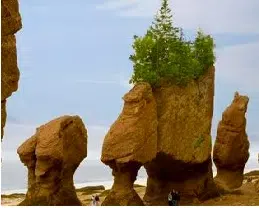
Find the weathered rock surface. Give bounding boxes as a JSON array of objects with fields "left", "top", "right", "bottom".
[
  {"left": 144, "top": 66, "right": 218, "bottom": 205},
  {"left": 101, "top": 83, "right": 158, "bottom": 206},
  {"left": 17, "top": 115, "right": 87, "bottom": 206},
  {"left": 1, "top": 0, "right": 22, "bottom": 139},
  {"left": 213, "top": 92, "right": 250, "bottom": 190},
  {"left": 255, "top": 180, "right": 259, "bottom": 193}
]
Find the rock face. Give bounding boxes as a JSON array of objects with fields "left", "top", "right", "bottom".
[
  {"left": 213, "top": 92, "right": 250, "bottom": 190},
  {"left": 101, "top": 83, "right": 158, "bottom": 206},
  {"left": 17, "top": 116, "right": 87, "bottom": 206},
  {"left": 255, "top": 180, "right": 259, "bottom": 193},
  {"left": 1, "top": 0, "right": 22, "bottom": 139},
  {"left": 144, "top": 66, "right": 218, "bottom": 205}
]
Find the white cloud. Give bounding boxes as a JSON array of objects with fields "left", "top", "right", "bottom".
[
  {"left": 215, "top": 41, "right": 259, "bottom": 93},
  {"left": 96, "top": 0, "right": 259, "bottom": 34}
]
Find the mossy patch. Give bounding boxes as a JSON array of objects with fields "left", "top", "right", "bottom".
[{"left": 194, "top": 135, "right": 205, "bottom": 149}]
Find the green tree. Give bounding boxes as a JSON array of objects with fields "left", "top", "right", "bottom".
[
  {"left": 149, "top": 0, "right": 177, "bottom": 40},
  {"left": 129, "top": 0, "right": 215, "bottom": 87},
  {"left": 192, "top": 29, "right": 216, "bottom": 75}
]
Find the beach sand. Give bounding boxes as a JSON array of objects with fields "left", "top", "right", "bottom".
[{"left": 1, "top": 184, "right": 147, "bottom": 206}]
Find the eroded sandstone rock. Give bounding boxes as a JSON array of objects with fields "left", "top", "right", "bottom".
[
  {"left": 101, "top": 82, "right": 157, "bottom": 206},
  {"left": 255, "top": 180, "right": 259, "bottom": 193},
  {"left": 144, "top": 67, "right": 218, "bottom": 205},
  {"left": 1, "top": 0, "right": 22, "bottom": 139},
  {"left": 213, "top": 92, "right": 250, "bottom": 190},
  {"left": 17, "top": 115, "right": 87, "bottom": 206}
]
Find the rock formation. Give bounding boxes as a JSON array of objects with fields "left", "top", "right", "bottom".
[
  {"left": 255, "top": 180, "right": 259, "bottom": 193},
  {"left": 101, "top": 83, "right": 158, "bottom": 206},
  {"left": 17, "top": 115, "right": 87, "bottom": 206},
  {"left": 213, "top": 92, "right": 250, "bottom": 190},
  {"left": 1, "top": 0, "right": 22, "bottom": 139},
  {"left": 144, "top": 66, "right": 218, "bottom": 205}
]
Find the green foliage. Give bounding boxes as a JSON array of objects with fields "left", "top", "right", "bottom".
[
  {"left": 194, "top": 135, "right": 205, "bottom": 149},
  {"left": 129, "top": 0, "right": 216, "bottom": 87}
]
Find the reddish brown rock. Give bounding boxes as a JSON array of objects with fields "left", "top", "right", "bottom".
[
  {"left": 213, "top": 92, "right": 250, "bottom": 190},
  {"left": 101, "top": 82, "right": 158, "bottom": 206},
  {"left": 1, "top": 0, "right": 22, "bottom": 139},
  {"left": 1, "top": 0, "right": 22, "bottom": 36},
  {"left": 17, "top": 115, "right": 87, "bottom": 206},
  {"left": 144, "top": 67, "right": 218, "bottom": 205}
]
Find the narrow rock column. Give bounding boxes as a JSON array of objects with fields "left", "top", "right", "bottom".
[
  {"left": 102, "top": 162, "right": 143, "bottom": 206},
  {"left": 213, "top": 92, "right": 250, "bottom": 190},
  {"left": 101, "top": 83, "right": 158, "bottom": 206}
]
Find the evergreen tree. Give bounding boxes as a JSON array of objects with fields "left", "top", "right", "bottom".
[
  {"left": 148, "top": 0, "right": 177, "bottom": 40},
  {"left": 129, "top": 0, "right": 215, "bottom": 87}
]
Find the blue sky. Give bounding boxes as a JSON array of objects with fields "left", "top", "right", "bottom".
[{"left": 2, "top": 0, "right": 259, "bottom": 170}]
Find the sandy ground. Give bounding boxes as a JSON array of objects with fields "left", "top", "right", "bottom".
[
  {"left": 196, "top": 181, "right": 259, "bottom": 206},
  {"left": 2, "top": 177, "right": 259, "bottom": 206}
]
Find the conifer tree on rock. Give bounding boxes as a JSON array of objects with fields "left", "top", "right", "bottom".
[
  {"left": 129, "top": 0, "right": 215, "bottom": 86},
  {"left": 129, "top": 0, "right": 218, "bottom": 205}
]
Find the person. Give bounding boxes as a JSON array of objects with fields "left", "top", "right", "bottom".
[
  {"left": 168, "top": 191, "right": 173, "bottom": 206},
  {"left": 175, "top": 191, "right": 180, "bottom": 206},
  {"left": 171, "top": 189, "right": 177, "bottom": 206},
  {"left": 95, "top": 195, "right": 100, "bottom": 206},
  {"left": 91, "top": 195, "right": 96, "bottom": 206}
]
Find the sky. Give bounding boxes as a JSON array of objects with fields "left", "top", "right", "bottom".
[{"left": 1, "top": 0, "right": 259, "bottom": 172}]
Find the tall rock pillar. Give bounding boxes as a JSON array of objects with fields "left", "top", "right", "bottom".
[
  {"left": 101, "top": 83, "right": 158, "bottom": 206},
  {"left": 213, "top": 92, "right": 249, "bottom": 190},
  {"left": 1, "top": 0, "right": 22, "bottom": 139},
  {"left": 144, "top": 67, "right": 218, "bottom": 205}
]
